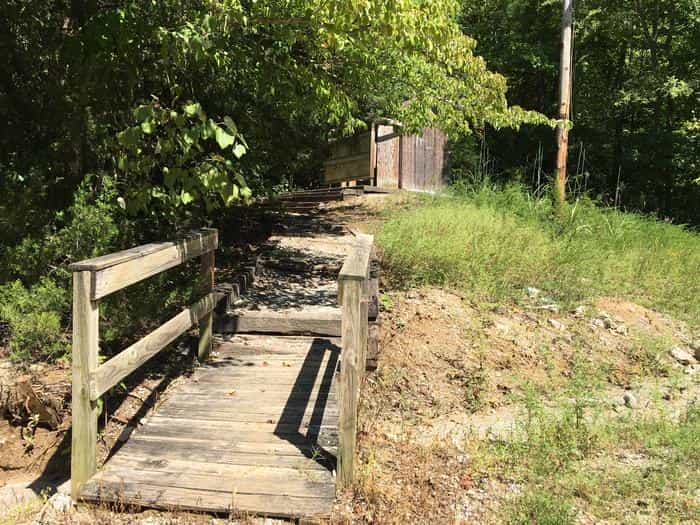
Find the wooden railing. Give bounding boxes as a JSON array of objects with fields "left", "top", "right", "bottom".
[
  {"left": 68, "top": 228, "right": 218, "bottom": 500},
  {"left": 336, "top": 233, "right": 373, "bottom": 489}
]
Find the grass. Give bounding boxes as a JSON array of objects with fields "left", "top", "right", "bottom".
[
  {"left": 372, "top": 183, "right": 700, "bottom": 523},
  {"left": 466, "top": 354, "right": 700, "bottom": 523},
  {"left": 377, "top": 182, "right": 700, "bottom": 325}
]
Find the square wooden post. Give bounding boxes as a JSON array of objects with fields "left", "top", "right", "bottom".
[
  {"left": 198, "top": 249, "right": 215, "bottom": 362},
  {"left": 71, "top": 271, "right": 99, "bottom": 501},
  {"left": 337, "top": 278, "right": 362, "bottom": 490}
]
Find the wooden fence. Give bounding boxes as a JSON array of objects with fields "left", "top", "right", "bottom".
[
  {"left": 324, "top": 124, "right": 448, "bottom": 192},
  {"left": 336, "top": 233, "right": 373, "bottom": 489},
  {"left": 68, "top": 228, "right": 218, "bottom": 500}
]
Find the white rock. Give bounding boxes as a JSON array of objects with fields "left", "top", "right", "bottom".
[
  {"left": 573, "top": 305, "right": 586, "bottom": 318},
  {"left": 542, "top": 304, "right": 560, "bottom": 314},
  {"left": 685, "top": 364, "right": 700, "bottom": 375},
  {"left": 623, "top": 392, "right": 637, "bottom": 408},
  {"left": 614, "top": 324, "right": 629, "bottom": 336},
  {"left": 670, "top": 347, "right": 695, "bottom": 365},
  {"left": 526, "top": 287, "right": 541, "bottom": 298},
  {"left": 590, "top": 318, "right": 605, "bottom": 329},
  {"left": 548, "top": 319, "right": 566, "bottom": 331},
  {"left": 49, "top": 492, "right": 72, "bottom": 513}
]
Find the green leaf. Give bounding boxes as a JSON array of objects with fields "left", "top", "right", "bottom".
[
  {"left": 232, "top": 143, "right": 246, "bottom": 159},
  {"left": 141, "top": 120, "right": 156, "bottom": 134},
  {"left": 223, "top": 116, "right": 237, "bottom": 134},
  {"left": 133, "top": 104, "right": 153, "bottom": 122},
  {"left": 117, "top": 126, "right": 142, "bottom": 149},
  {"left": 215, "top": 127, "right": 236, "bottom": 149},
  {"left": 183, "top": 103, "right": 202, "bottom": 117},
  {"left": 180, "top": 190, "right": 194, "bottom": 205}
]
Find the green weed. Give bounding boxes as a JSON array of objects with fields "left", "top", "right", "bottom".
[
  {"left": 506, "top": 490, "right": 576, "bottom": 525},
  {"left": 377, "top": 183, "right": 700, "bottom": 326}
]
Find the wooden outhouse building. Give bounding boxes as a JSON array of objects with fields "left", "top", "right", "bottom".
[{"left": 323, "top": 123, "right": 448, "bottom": 192}]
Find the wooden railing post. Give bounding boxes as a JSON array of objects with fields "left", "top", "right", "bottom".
[
  {"left": 71, "top": 271, "right": 99, "bottom": 500},
  {"left": 337, "top": 277, "right": 362, "bottom": 489},
  {"left": 198, "top": 247, "right": 215, "bottom": 362},
  {"left": 336, "top": 234, "right": 373, "bottom": 491}
]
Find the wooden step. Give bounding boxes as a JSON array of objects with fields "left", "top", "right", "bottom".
[{"left": 215, "top": 307, "right": 341, "bottom": 336}]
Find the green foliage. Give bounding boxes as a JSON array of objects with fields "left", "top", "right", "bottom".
[
  {"left": 459, "top": 0, "right": 700, "bottom": 223},
  {"left": 377, "top": 184, "right": 700, "bottom": 326},
  {"left": 506, "top": 490, "right": 576, "bottom": 525},
  {"left": 2, "top": 176, "right": 122, "bottom": 284},
  {"left": 115, "top": 100, "right": 250, "bottom": 215},
  {"left": 0, "top": 278, "right": 68, "bottom": 363}
]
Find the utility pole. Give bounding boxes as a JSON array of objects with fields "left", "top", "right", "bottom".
[{"left": 555, "top": 0, "right": 574, "bottom": 214}]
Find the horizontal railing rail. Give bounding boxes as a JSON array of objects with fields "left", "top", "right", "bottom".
[
  {"left": 336, "top": 233, "right": 373, "bottom": 490},
  {"left": 69, "top": 228, "right": 218, "bottom": 500}
]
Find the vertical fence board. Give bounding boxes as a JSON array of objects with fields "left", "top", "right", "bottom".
[
  {"left": 198, "top": 250, "right": 215, "bottom": 362},
  {"left": 71, "top": 271, "right": 99, "bottom": 500},
  {"left": 375, "top": 125, "right": 400, "bottom": 189},
  {"left": 337, "top": 279, "right": 362, "bottom": 489}
]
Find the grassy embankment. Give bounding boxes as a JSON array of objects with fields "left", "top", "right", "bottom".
[{"left": 375, "top": 184, "right": 700, "bottom": 524}]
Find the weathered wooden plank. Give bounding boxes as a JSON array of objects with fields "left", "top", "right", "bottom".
[
  {"left": 111, "top": 439, "right": 333, "bottom": 470},
  {"left": 129, "top": 434, "right": 337, "bottom": 457},
  {"left": 78, "top": 229, "right": 218, "bottom": 300},
  {"left": 154, "top": 405, "right": 339, "bottom": 425},
  {"left": 81, "top": 481, "right": 334, "bottom": 518},
  {"left": 198, "top": 249, "right": 215, "bottom": 362},
  {"left": 71, "top": 271, "right": 99, "bottom": 500},
  {"left": 140, "top": 416, "right": 337, "bottom": 438},
  {"left": 337, "top": 279, "right": 362, "bottom": 490},
  {"left": 90, "top": 292, "right": 219, "bottom": 400},
  {"left": 91, "top": 463, "right": 336, "bottom": 498},
  {"left": 216, "top": 333, "right": 340, "bottom": 349},
  {"left": 323, "top": 131, "right": 372, "bottom": 185},
  {"left": 366, "top": 321, "right": 380, "bottom": 371},
  {"left": 375, "top": 125, "right": 400, "bottom": 189},
  {"left": 218, "top": 308, "right": 341, "bottom": 336},
  {"left": 86, "top": 464, "right": 334, "bottom": 499},
  {"left": 105, "top": 455, "right": 333, "bottom": 484},
  {"left": 135, "top": 418, "right": 338, "bottom": 444},
  {"left": 338, "top": 235, "right": 373, "bottom": 284}
]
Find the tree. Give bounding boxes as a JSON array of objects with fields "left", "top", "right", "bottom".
[{"left": 459, "top": 0, "right": 699, "bottom": 223}]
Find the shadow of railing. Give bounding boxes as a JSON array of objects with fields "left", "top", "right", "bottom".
[{"left": 273, "top": 337, "right": 340, "bottom": 471}]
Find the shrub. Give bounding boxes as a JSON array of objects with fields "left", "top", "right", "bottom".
[{"left": 0, "top": 278, "right": 69, "bottom": 362}]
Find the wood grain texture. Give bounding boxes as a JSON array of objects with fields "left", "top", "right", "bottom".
[
  {"left": 86, "top": 229, "right": 217, "bottom": 300},
  {"left": 80, "top": 335, "right": 338, "bottom": 518},
  {"left": 338, "top": 234, "right": 373, "bottom": 283},
  {"left": 217, "top": 307, "right": 341, "bottom": 336},
  {"left": 71, "top": 271, "right": 99, "bottom": 500},
  {"left": 90, "top": 292, "right": 218, "bottom": 400},
  {"left": 198, "top": 249, "right": 215, "bottom": 362},
  {"left": 337, "top": 279, "right": 362, "bottom": 490}
]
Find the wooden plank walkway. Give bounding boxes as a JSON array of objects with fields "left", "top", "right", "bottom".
[
  {"left": 73, "top": 211, "right": 376, "bottom": 519},
  {"left": 81, "top": 335, "right": 340, "bottom": 518}
]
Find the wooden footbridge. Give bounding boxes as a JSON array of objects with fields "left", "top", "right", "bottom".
[{"left": 68, "top": 214, "right": 379, "bottom": 519}]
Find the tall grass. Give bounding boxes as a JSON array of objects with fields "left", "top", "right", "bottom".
[{"left": 377, "top": 182, "right": 700, "bottom": 324}]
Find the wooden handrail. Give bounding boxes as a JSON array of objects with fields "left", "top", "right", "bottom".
[
  {"left": 70, "top": 228, "right": 218, "bottom": 501},
  {"left": 69, "top": 228, "right": 218, "bottom": 300},
  {"left": 336, "top": 233, "right": 373, "bottom": 490}
]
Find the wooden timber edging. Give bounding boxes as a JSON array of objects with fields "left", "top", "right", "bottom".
[
  {"left": 336, "top": 233, "right": 373, "bottom": 489},
  {"left": 69, "top": 228, "right": 219, "bottom": 501}
]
